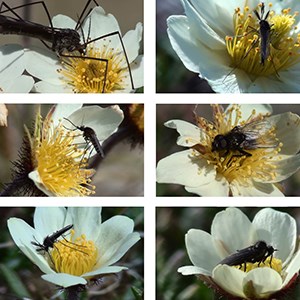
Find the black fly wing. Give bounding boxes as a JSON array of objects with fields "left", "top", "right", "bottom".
[
  {"left": 237, "top": 119, "right": 279, "bottom": 150},
  {"left": 219, "top": 245, "right": 259, "bottom": 266}
]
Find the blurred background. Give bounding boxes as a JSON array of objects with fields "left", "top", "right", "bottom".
[
  {"left": 156, "top": 207, "right": 300, "bottom": 300},
  {"left": 156, "top": 104, "right": 300, "bottom": 196},
  {"left": 2, "top": 0, "right": 143, "bottom": 47},
  {"left": 0, "top": 207, "right": 144, "bottom": 300},
  {"left": 156, "top": 0, "right": 213, "bottom": 92},
  {"left": 0, "top": 104, "right": 144, "bottom": 196}
]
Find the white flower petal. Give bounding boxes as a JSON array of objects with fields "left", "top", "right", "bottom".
[
  {"left": 42, "top": 273, "right": 86, "bottom": 288},
  {"left": 25, "top": 47, "right": 61, "bottom": 83},
  {"left": 185, "top": 229, "right": 225, "bottom": 273},
  {"left": 122, "top": 23, "right": 143, "bottom": 63},
  {"left": 96, "top": 216, "right": 140, "bottom": 266},
  {"left": 7, "top": 218, "right": 54, "bottom": 275},
  {"left": 164, "top": 119, "right": 205, "bottom": 146},
  {"left": 243, "top": 268, "right": 282, "bottom": 297},
  {"left": 167, "top": 16, "right": 203, "bottom": 73},
  {"left": 83, "top": 265, "right": 127, "bottom": 277},
  {"left": 253, "top": 208, "right": 297, "bottom": 264},
  {"left": 130, "top": 55, "right": 144, "bottom": 89},
  {"left": 86, "top": 7, "right": 121, "bottom": 47},
  {"left": 230, "top": 181, "right": 284, "bottom": 197},
  {"left": 0, "top": 44, "right": 25, "bottom": 78},
  {"left": 268, "top": 112, "right": 300, "bottom": 155},
  {"left": 1, "top": 75, "right": 34, "bottom": 93},
  {"left": 33, "top": 207, "right": 67, "bottom": 239},
  {"left": 28, "top": 170, "right": 55, "bottom": 197},
  {"left": 178, "top": 265, "right": 211, "bottom": 276},
  {"left": 213, "top": 265, "right": 245, "bottom": 298},
  {"left": 157, "top": 149, "right": 216, "bottom": 187},
  {"left": 269, "top": 153, "right": 300, "bottom": 182},
  {"left": 49, "top": 104, "right": 83, "bottom": 128},
  {"left": 182, "top": 0, "right": 225, "bottom": 49},
  {"left": 282, "top": 250, "right": 300, "bottom": 287},
  {"left": 185, "top": 176, "right": 230, "bottom": 196},
  {"left": 68, "top": 207, "right": 102, "bottom": 241},
  {"left": 66, "top": 105, "right": 124, "bottom": 142},
  {"left": 211, "top": 207, "right": 256, "bottom": 254},
  {"left": 34, "top": 80, "right": 71, "bottom": 93},
  {"left": 52, "top": 14, "right": 77, "bottom": 29}
]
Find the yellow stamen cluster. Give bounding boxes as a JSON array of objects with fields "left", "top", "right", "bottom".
[
  {"left": 234, "top": 256, "right": 282, "bottom": 274},
  {"left": 32, "top": 116, "right": 95, "bottom": 196},
  {"left": 51, "top": 229, "right": 98, "bottom": 276},
  {"left": 193, "top": 105, "right": 282, "bottom": 186},
  {"left": 226, "top": 2, "right": 300, "bottom": 77},
  {"left": 58, "top": 44, "right": 129, "bottom": 93}
]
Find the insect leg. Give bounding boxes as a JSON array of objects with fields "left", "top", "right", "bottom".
[{"left": 86, "top": 31, "right": 135, "bottom": 90}]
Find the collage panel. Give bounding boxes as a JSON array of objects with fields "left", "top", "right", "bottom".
[
  {"left": 156, "top": 0, "right": 300, "bottom": 93},
  {"left": 0, "top": 104, "right": 144, "bottom": 196},
  {"left": 0, "top": 0, "right": 143, "bottom": 93},
  {"left": 157, "top": 104, "right": 300, "bottom": 196},
  {"left": 0, "top": 206, "right": 144, "bottom": 300},
  {"left": 156, "top": 207, "right": 300, "bottom": 300}
]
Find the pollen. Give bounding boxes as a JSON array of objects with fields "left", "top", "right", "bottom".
[
  {"left": 193, "top": 105, "right": 282, "bottom": 187},
  {"left": 225, "top": 3, "right": 300, "bottom": 77},
  {"left": 33, "top": 116, "right": 95, "bottom": 196},
  {"left": 51, "top": 229, "right": 98, "bottom": 276},
  {"left": 58, "top": 43, "right": 130, "bottom": 93}
]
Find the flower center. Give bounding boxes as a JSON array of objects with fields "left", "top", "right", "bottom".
[
  {"left": 129, "top": 104, "right": 144, "bottom": 133},
  {"left": 193, "top": 105, "right": 282, "bottom": 186},
  {"left": 235, "top": 256, "right": 282, "bottom": 274},
  {"left": 33, "top": 118, "right": 95, "bottom": 196},
  {"left": 226, "top": 2, "right": 300, "bottom": 77},
  {"left": 51, "top": 229, "right": 98, "bottom": 276},
  {"left": 58, "top": 44, "right": 130, "bottom": 93}
]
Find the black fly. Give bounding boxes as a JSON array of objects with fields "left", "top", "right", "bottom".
[
  {"left": 63, "top": 117, "right": 105, "bottom": 159},
  {"left": 219, "top": 240, "right": 277, "bottom": 271},
  {"left": 211, "top": 118, "right": 279, "bottom": 157},
  {"left": 253, "top": 2, "right": 272, "bottom": 65},
  {"left": 31, "top": 224, "right": 74, "bottom": 253}
]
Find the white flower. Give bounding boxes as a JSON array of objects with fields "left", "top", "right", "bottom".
[
  {"left": 7, "top": 207, "right": 140, "bottom": 288},
  {"left": 28, "top": 104, "right": 124, "bottom": 196},
  {"left": 24, "top": 6, "right": 144, "bottom": 93},
  {"left": 167, "top": 0, "right": 300, "bottom": 93},
  {"left": 156, "top": 104, "right": 300, "bottom": 196},
  {"left": 0, "top": 44, "right": 34, "bottom": 93},
  {"left": 178, "top": 208, "right": 300, "bottom": 299}
]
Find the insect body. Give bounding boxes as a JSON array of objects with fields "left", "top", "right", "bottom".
[
  {"left": 0, "top": 0, "right": 135, "bottom": 91},
  {"left": 63, "top": 117, "right": 105, "bottom": 158},
  {"left": 211, "top": 119, "right": 279, "bottom": 157},
  {"left": 253, "top": 2, "right": 272, "bottom": 65},
  {"left": 31, "top": 224, "right": 73, "bottom": 253},
  {"left": 219, "top": 240, "right": 277, "bottom": 271}
]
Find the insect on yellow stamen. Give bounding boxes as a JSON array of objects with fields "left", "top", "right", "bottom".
[
  {"left": 51, "top": 229, "right": 98, "bottom": 276},
  {"left": 225, "top": 2, "right": 300, "bottom": 77},
  {"left": 58, "top": 44, "right": 129, "bottom": 93},
  {"left": 193, "top": 105, "right": 282, "bottom": 189}
]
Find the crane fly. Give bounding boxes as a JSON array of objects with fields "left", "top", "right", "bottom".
[{"left": 0, "top": 0, "right": 135, "bottom": 91}]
